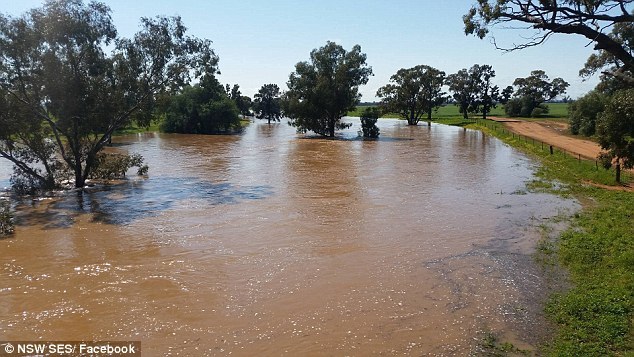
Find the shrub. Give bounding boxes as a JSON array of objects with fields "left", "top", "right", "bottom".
[
  {"left": 0, "top": 200, "right": 13, "bottom": 236},
  {"left": 90, "top": 153, "right": 149, "bottom": 180},
  {"left": 359, "top": 107, "right": 380, "bottom": 138},
  {"left": 505, "top": 96, "right": 549, "bottom": 117},
  {"left": 568, "top": 90, "right": 609, "bottom": 136}
]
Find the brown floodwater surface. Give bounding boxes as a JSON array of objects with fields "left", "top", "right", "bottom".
[{"left": 0, "top": 119, "right": 576, "bottom": 355}]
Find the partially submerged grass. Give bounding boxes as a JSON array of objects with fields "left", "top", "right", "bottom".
[
  {"left": 465, "top": 120, "right": 634, "bottom": 356},
  {"left": 477, "top": 331, "right": 531, "bottom": 356}
]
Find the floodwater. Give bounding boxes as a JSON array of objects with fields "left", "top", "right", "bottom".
[{"left": 0, "top": 119, "right": 575, "bottom": 355}]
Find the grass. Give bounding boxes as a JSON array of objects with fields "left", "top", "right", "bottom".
[
  {"left": 465, "top": 120, "right": 634, "bottom": 356},
  {"left": 113, "top": 121, "right": 161, "bottom": 135},
  {"left": 348, "top": 103, "right": 569, "bottom": 121}
]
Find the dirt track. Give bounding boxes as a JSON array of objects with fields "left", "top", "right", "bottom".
[
  {"left": 488, "top": 117, "right": 633, "bottom": 190},
  {"left": 488, "top": 116, "right": 604, "bottom": 160}
]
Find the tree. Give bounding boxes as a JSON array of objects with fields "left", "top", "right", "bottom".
[
  {"left": 464, "top": 1, "right": 634, "bottom": 83},
  {"left": 160, "top": 74, "right": 241, "bottom": 134},
  {"left": 499, "top": 86, "right": 514, "bottom": 104},
  {"left": 359, "top": 107, "right": 380, "bottom": 138},
  {"left": 253, "top": 84, "right": 282, "bottom": 124},
  {"left": 505, "top": 70, "right": 569, "bottom": 117},
  {"left": 227, "top": 84, "right": 252, "bottom": 117},
  {"left": 447, "top": 68, "right": 477, "bottom": 120},
  {"left": 377, "top": 65, "right": 446, "bottom": 125},
  {"left": 284, "top": 41, "right": 373, "bottom": 137},
  {"left": 473, "top": 64, "right": 499, "bottom": 119},
  {"left": 0, "top": 0, "right": 217, "bottom": 189},
  {"left": 447, "top": 64, "right": 499, "bottom": 120},
  {"left": 569, "top": 90, "right": 610, "bottom": 136},
  {"left": 596, "top": 89, "right": 634, "bottom": 183}
]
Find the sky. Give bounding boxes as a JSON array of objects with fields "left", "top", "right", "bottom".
[{"left": 2, "top": 0, "right": 604, "bottom": 100}]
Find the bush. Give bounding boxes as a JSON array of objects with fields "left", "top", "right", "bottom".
[
  {"left": 0, "top": 200, "right": 13, "bottom": 236},
  {"left": 160, "top": 77, "right": 242, "bottom": 135},
  {"left": 505, "top": 96, "right": 549, "bottom": 117},
  {"left": 568, "top": 90, "right": 608, "bottom": 136},
  {"left": 90, "top": 153, "right": 149, "bottom": 180},
  {"left": 359, "top": 107, "right": 380, "bottom": 138}
]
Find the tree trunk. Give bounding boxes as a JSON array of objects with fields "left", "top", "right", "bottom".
[
  {"left": 615, "top": 159, "right": 621, "bottom": 183},
  {"left": 74, "top": 154, "right": 85, "bottom": 188},
  {"left": 74, "top": 168, "right": 84, "bottom": 188},
  {"left": 328, "top": 119, "right": 335, "bottom": 137}
]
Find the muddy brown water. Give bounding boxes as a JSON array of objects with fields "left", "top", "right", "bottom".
[{"left": 0, "top": 119, "right": 576, "bottom": 355}]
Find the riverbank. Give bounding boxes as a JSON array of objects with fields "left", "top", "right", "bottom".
[{"left": 465, "top": 120, "right": 633, "bottom": 355}]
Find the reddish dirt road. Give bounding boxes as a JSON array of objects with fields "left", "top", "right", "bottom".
[
  {"left": 488, "top": 117, "right": 633, "bottom": 191},
  {"left": 488, "top": 117, "right": 604, "bottom": 160}
]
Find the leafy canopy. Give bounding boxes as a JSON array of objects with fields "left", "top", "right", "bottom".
[
  {"left": 596, "top": 88, "right": 634, "bottom": 182},
  {"left": 284, "top": 41, "right": 372, "bottom": 137},
  {"left": 160, "top": 75, "right": 241, "bottom": 134},
  {"left": 0, "top": 0, "right": 217, "bottom": 189},
  {"left": 505, "top": 70, "right": 569, "bottom": 117},
  {"left": 464, "top": 1, "right": 634, "bottom": 83},
  {"left": 253, "top": 84, "right": 282, "bottom": 124},
  {"left": 377, "top": 65, "right": 446, "bottom": 125}
]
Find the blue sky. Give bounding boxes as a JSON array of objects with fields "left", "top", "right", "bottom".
[{"left": 3, "top": 0, "right": 602, "bottom": 100}]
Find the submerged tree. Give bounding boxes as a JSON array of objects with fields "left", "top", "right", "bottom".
[
  {"left": 253, "top": 84, "right": 282, "bottom": 124},
  {"left": 160, "top": 74, "right": 241, "bottom": 134},
  {"left": 227, "top": 84, "right": 252, "bottom": 118},
  {"left": 359, "top": 107, "right": 380, "bottom": 138},
  {"left": 0, "top": 0, "right": 217, "bottom": 189},
  {"left": 284, "top": 41, "right": 373, "bottom": 137},
  {"left": 377, "top": 65, "right": 447, "bottom": 125}
]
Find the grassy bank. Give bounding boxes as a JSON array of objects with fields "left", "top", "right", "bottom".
[
  {"left": 348, "top": 103, "right": 569, "bottom": 121},
  {"left": 466, "top": 120, "right": 633, "bottom": 356}
]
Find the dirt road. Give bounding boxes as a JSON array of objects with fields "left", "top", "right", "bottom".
[{"left": 488, "top": 117, "right": 604, "bottom": 160}]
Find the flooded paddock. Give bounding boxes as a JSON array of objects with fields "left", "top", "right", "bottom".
[{"left": 0, "top": 119, "right": 575, "bottom": 355}]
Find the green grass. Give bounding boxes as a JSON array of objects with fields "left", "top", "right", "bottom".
[
  {"left": 465, "top": 120, "right": 634, "bottom": 356},
  {"left": 113, "top": 121, "right": 161, "bottom": 135},
  {"left": 348, "top": 103, "right": 569, "bottom": 121}
]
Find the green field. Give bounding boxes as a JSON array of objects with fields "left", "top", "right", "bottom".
[{"left": 348, "top": 103, "right": 569, "bottom": 121}]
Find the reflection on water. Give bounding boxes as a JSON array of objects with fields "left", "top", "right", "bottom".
[{"left": 0, "top": 119, "right": 576, "bottom": 355}]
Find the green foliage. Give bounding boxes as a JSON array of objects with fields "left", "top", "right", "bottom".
[
  {"left": 0, "top": 199, "right": 14, "bottom": 236},
  {"left": 160, "top": 75, "right": 242, "bottom": 134},
  {"left": 227, "top": 84, "right": 252, "bottom": 117},
  {"left": 359, "top": 107, "right": 380, "bottom": 138},
  {"left": 90, "top": 153, "right": 148, "bottom": 180},
  {"left": 377, "top": 65, "right": 446, "bottom": 125},
  {"left": 568, "top": 90, "right": 609, "bottom": 136},
  {"left": 505, "top": 70, "right": 569, "bottom": 117},
  {"left": 464, "top": 1, "right": 634, "bottom": 83},
  {"left": 0, "top": 0, "right": 217, "bottom": 189},
  {"left": 580, "top": 21, "right": 634, "bottom": 86},
  {"left": 348, "top": 103, "right": 568, "bottom": 121},
  {"left": 447, "top": 64, "right": 498, "bottom": 120},
  {"left": 284, "top": 41, "right": 372, "bottom": 137},
  {"left": 596, "top": 88, "right": 634, "bottom": 182},
  {"left": 253, "top": 84, "right": 282, "bottom": 124}
]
